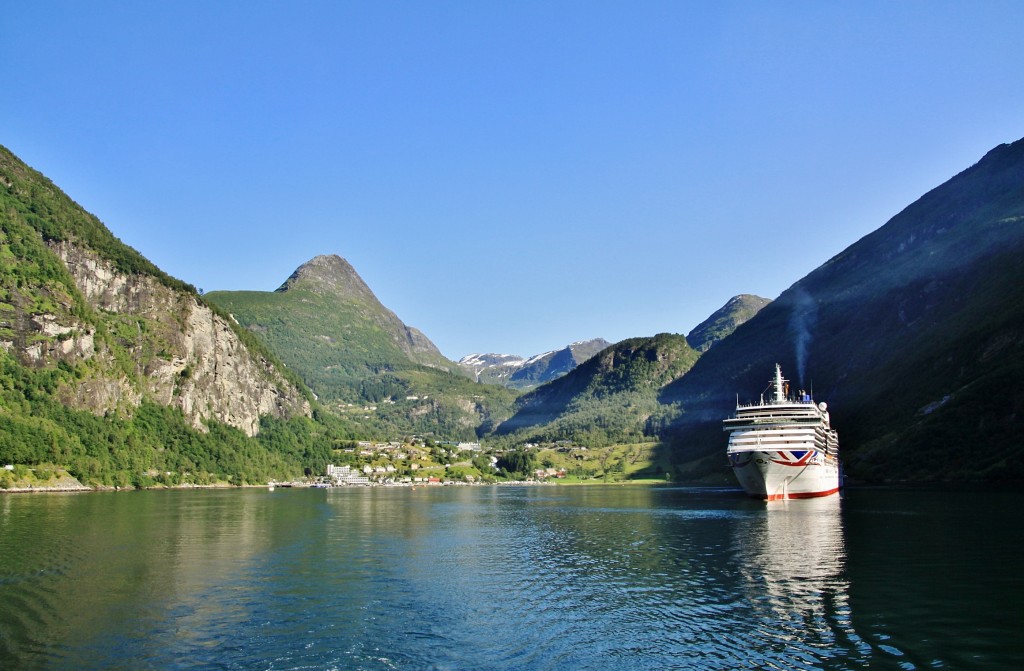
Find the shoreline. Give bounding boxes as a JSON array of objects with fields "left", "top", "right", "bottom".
[
  {"left": 1, "top": 477, "right": 674, "bottom": 494},
  {"left": 0, "top": 482, "right": 238, "bottom": 494}
]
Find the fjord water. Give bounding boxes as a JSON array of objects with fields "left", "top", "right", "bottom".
[{"left": 1, "top": 486, "right": 1020, "bottom": 670}]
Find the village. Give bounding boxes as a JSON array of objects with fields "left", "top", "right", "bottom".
[
  {"left": 291, "top": 438, "right": 660, "bottom": 488},
  {"left": 312, "top": 439, "right": 568, "bottom": 487}
]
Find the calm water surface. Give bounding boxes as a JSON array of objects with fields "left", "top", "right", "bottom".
[{"left": 0, "top": 485, "right": 1020, "bottom": 670}]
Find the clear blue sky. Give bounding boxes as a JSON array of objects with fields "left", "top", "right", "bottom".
[{"left": 4, "top": 1, "right": 1023, "bottom": 359}]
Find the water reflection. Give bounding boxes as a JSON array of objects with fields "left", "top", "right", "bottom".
[
  {"left": 3, "top": 487, "right": 1020, "bottom": 670},
  {"left": 733, "top": 497, "right": 857, "bottom": 666},
  {"left": 0, "top": 490, "right": 324, "bottom": 669}
]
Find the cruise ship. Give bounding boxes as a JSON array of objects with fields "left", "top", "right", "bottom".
[{"left": 723, "top": 364, "right": 840, "bottom": 500}]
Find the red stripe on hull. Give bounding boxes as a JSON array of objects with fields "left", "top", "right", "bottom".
[{"left": 763, "top": 487, "right": 840, "bottom": 501}]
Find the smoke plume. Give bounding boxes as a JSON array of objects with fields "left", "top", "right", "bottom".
[{"left": 788, "top": 287, "right": 817, "bottom": 387}]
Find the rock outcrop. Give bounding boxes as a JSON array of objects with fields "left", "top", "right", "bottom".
[{"left": 26, "top": 242, "right": 312, "bottom": 436}]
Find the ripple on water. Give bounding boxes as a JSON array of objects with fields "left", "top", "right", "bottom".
[
  {"left": 2, "top": 487, "right": 1021, "bottom": 669},
  {"left": 0, "top": 505, "right": 85, "bottom": 668}
]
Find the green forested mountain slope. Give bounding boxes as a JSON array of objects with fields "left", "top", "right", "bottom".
[
  {"left": 208, "top": 255, "right": 452, "bottom": 401},
  {"left": 0, "top": 145, "right": 333, "bottom": 487},
  {"left": 206, "top": 255, "right": 518, "bottom": 440},
  {"left": 493, "top": 333, "right": 698, "bottom": 447},
  {"left": 660, "top": 137, "right": 1024, "bottom": 483},
  {"left": 686, "top": 294, "right": 771, "bottom": 352}
]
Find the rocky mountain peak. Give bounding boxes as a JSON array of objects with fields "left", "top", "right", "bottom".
[
  {"left": 212, "top": 252, "right": 455, "bottom": 381},
  {"left": 276, "top": 254, "right": 377, "bottom": 302},
  {"left": 687, "top": 294, "right": 771, "bottom": 352}
]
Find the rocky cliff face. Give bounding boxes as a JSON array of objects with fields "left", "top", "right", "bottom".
[
  {"left": 1, "top": 143, "right": 321, "bottom": 484},
  {"left": 30, "top": 242, "right": 311, "bottom": 436}
]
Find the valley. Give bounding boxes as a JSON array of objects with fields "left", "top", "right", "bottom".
[{"left": 3, "top": 137, "right": 1024, "bottom": 488}]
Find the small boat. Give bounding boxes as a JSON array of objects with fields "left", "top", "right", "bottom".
[{"left": 723, "top": 364, "right": 840, "bottom": 500}]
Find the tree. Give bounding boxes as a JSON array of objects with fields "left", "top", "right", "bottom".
[{"left": 497, "top": 450, "right": 537, "bottom": 478}]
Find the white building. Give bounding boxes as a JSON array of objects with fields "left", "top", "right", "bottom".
[{"left": 326, "top": 464, "right": 370, "bottom": 486}]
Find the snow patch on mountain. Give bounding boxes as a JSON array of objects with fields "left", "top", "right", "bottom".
[{"left": 458, "top": 353, "right": 527, "bottom": 369}]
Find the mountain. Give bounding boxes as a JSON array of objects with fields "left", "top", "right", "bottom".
[
  {"left": 459, "top": 352, "right": 529, "bottom": 376},
  {"left": 660, "top": 136, "right": 1024, "bottom": 483},
  {"left": 0, "top": 145, "right": 323, "bottom": 487},
  {"left": 476, "top": 295, "right": 767, "bottom": 449},
  {"left": 207, "top": 254, "right": 455, "bottom": 402},
  {"left": 687, "top": 295, "right": 771, "bottom": 352},
  {"left": 206, "top": 256, "right": 518, "bottom": 439},
  {"left": 276, "top": 255, "right": 451, "bottom": 369},
  {"left": 492, "top": 333, "right": 698, "bottom": 447},
  {"left": 459, "top": 338, "right": 611, "bottom": 389}
]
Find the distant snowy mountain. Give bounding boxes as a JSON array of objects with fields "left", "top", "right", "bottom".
[
  {"left": 458, "top": 353, "right": 527, "bottom": 370},
  {"left": 459, "top": 339, "right": 611, "bottom": 390}
]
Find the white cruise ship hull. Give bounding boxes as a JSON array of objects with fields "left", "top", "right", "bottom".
[{"left": 728, "top": 448, "right": 840, "bottom": 501}]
